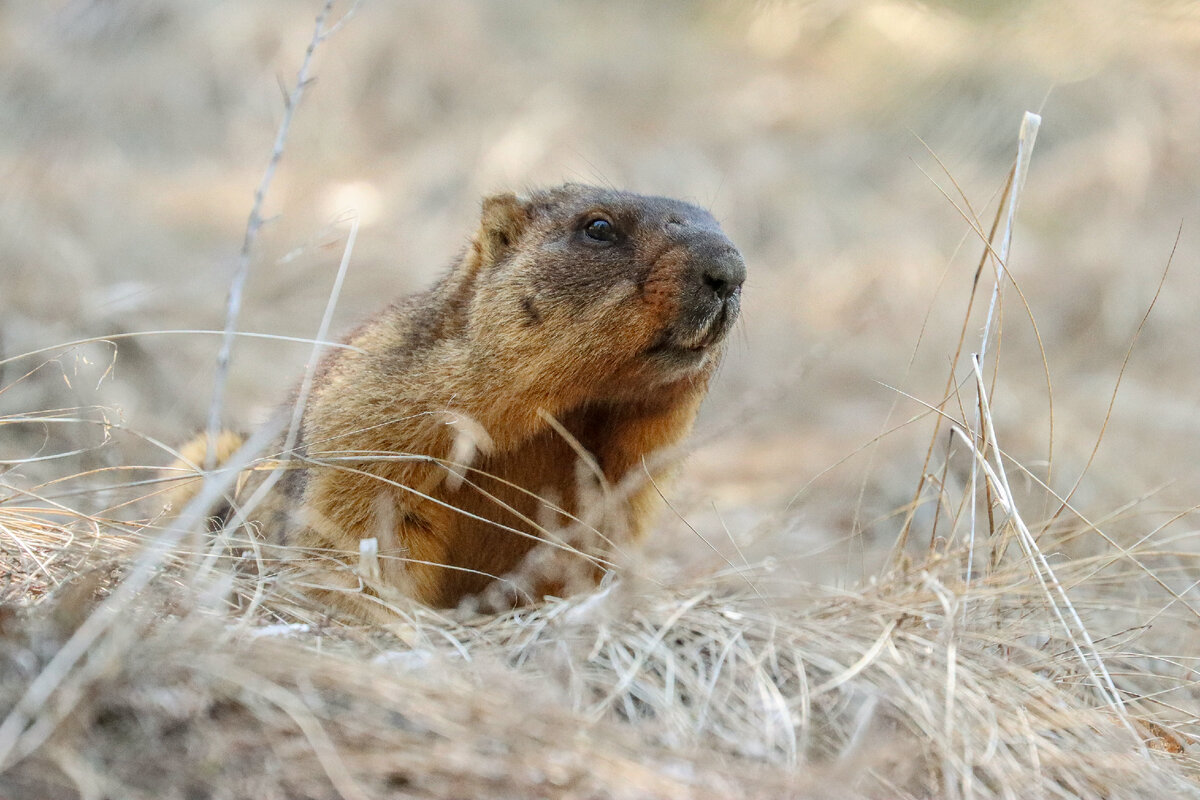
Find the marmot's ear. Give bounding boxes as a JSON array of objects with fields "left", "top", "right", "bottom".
[{"left": 478, "top": 192, "right": 529, "bottom": 264}]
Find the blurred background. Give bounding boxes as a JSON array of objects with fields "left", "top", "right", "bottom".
[{"left": 2, "top": 0, "right": 1199, "bottom": 582}]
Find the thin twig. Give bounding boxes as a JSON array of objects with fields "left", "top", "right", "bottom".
[{"left": 204, "top": 0, "right": 340, "bottom": 470}]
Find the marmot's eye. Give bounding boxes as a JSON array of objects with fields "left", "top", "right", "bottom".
[{"left": 584, "top": 217, "right": 617, "bottom": 242}]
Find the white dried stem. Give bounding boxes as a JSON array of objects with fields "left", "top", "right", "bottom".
[
  {"left": 966, "top": 111, "right": 1041, "bottom": 586},
  {"left": 957, "top": 356, "right": 1132, "bottom": 730}
]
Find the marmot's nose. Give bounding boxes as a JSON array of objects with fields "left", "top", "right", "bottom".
[{"left": 701, "top": 250, "right": 746, "bottom": 302}]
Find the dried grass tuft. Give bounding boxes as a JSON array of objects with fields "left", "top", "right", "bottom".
[{"left": 1, "top": 506, "right": 1198, "bottom": 798}]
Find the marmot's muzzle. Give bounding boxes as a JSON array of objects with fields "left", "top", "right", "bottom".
[{"left": 664, "top": 232, "right": 745, "bottom": 354}]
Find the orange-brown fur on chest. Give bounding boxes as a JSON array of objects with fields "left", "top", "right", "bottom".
[{"left": 295, "top": 379, "right": 708, "bottom": 610}]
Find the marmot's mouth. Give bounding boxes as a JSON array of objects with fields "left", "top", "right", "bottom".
[{"left": 647, "top": 296, "right": 739, "bottom": 359}]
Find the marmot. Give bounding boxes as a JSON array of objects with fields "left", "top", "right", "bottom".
[{"left": 175, "top": 184, "right": 745, "bottom": 616}]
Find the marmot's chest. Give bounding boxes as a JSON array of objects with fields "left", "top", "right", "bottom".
[{"left": 434, "top": 419, "right": 627, "bottom": 600}]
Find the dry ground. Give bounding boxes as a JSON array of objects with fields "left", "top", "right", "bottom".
[{"left": 3, "top": 1, "right": 1200, "bottom": 797}]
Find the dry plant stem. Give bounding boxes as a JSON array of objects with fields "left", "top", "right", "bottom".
[
  {"left": 889, "top": 162, "right": 1012, "bottom": 562},
  {"left": 966, "top": 112, "right": 1039, "bottom": 587},
  {"left": 922, "top": 573, "right": 958, "bottom": 800},
  {"left": 203, "top": 0, "right": 340, "bottom": 470},
  {"left": 917, "top": 132, "right": 1059, "bottom": 511},
  {"left": 961, "top": 355, "right": 1131, "bottom": 727},
  {"left": 202, "top": 215, "right": 359, "bottom": 622},
  {"left": 976, "top": 385, "right": 997, "bottom": 547},
  {"left": 979, "top": 112, "right": 1041, "bottom": 364},
  {"left": 892, "top": 112, "right": 1041, "bottom": 571}
]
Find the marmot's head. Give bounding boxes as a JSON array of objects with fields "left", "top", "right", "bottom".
[{"left": 465, "top": 184, "right": 745, "bottom": 400}]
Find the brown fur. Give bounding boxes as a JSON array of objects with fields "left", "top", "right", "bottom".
[
  {"left": 163, "top": 429, "right": 247, "bottom": 522},
  {"left": 188, "top": 185, "right": 745, "bottom": 615}
]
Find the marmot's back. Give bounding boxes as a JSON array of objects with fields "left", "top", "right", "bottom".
[{"left": 197, "top": 185, "right": 746, "bottom": 616}]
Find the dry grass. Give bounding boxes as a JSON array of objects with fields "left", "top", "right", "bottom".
[
  {"left": 4, "top": 1, "right": 1200, "bottom": 798},
  {"left": 3, "top": 470, "right": 1200, "bottom": 797}
]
